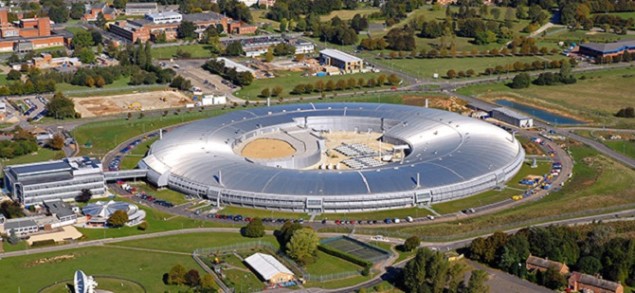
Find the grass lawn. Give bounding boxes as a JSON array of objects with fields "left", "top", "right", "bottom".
[
  {"left": 2, "top": 241, "right": 29, "bottom": 252},
  {"left": 234, "top": 71, "right": 387, "bottom": 100},
  {"left": 0, "top": 246, "right": 198, "bottom": 293},
  {"left": 305, "top": 275, "right": 372, "bottom": 289},
  {"left": 305, "top": 250, "right": 363, "bottom": 275},
  {"left": 457, "top": 67, "right": 635, "bottom": 128},
  {"left": 41, "top": 277, "right": 145, "bottom": 293},
  {"left": 316, "top": 206, "right": 431, "bottom": 221},
  {"left": 432, "top": 161, "right": 552, "bottom": 214},
  {"left": 348, "top": 144, "right": 635, "bottom": 241},
  {"left": 223, "top": 267, "right": 265, "bottom": 293},
  {"left": 119, "top": 137, "right": 157, "bottom": 169},
  {"left": 319, "top": 7, "right": 381, "bottom": 21},
  {"left": 129, "top": 181, "right": 191, "bottom": 205},
  {"left": 604, "top": 140, "right": 635, "bottom": 160},
  {"left": 111, "top": 232, "right": 279, "bottom": 253},
  {"left": 152, "top": 44, "right": 213, "bottom": 59},
  {"left": 0, "top": 148, "right": 65, "bottom": 171},
  {"left": 366, "top": 55, "right": 562, "bottom": 79},
  {"left": 73, "top": 107, "right": 230, "bottom": 157},
  {"left": 218, "top": 206, "right": 310, "bottom": 220}
]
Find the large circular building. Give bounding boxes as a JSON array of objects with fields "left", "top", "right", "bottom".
[{"left": 139, "top": 103, "right": 524, "bottom": 213}]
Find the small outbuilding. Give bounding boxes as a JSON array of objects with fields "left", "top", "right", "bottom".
[{"left": 244, "top": 253, "right": 295, "bottom": 285}]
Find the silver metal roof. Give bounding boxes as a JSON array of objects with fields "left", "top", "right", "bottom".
[
  {"left": 320, "top": 49, "right": 362, "bottom": 63},
  {"left": 141, "top": 103, "right": 523, "bottom": 197}
]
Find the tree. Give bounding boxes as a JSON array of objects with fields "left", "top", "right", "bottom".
[
  {"left": 542, "top": 266, "right": 566, "bottom": 289},
  {"left": 491, "top": 8, "right": 501, "bottom": 20},
  {"left": 615, "top": 107, "right": 635, "bottom": 118},
  {"left": 279, "top": 18, "right": 288, "bottom": 32},
  {"left": 511, "top": 73, "right": 531, "bottom": 89},
  {"left": 403, "top": 236, "right": 420, "bottom": 252},
  {"left": 144, "top": 41, "right": 153, "bottom": 70},
  {"left": 447, "top": 69, "right": 457, "bottom": 79},
  {"left": 138, "top": 221, "right": 148, "bottom": 231},
  {"left": 272, "top": 86, "right": 283, "bottom": 97},
  {"left": 387, "top": 74, "right": 400, "bottom": 85},
  {"left": 1, "top": 200, "right": 25, "bottom": 219},
  {"left": 167, "top": 264, "right": 187, "bottom": 285},
  {"left": 49, "top": 6, "right": 69, "bottom": 23},
  {"left": 95, "top": 12, "right": 107, "bottom": 28},
  {"left": 7, "top": 70, "right": 21, "bottom": 80},
  {"left": 50, "top": 133, "right": 65, "bottom": 150},
  {"left": 95, "top": 76, "right": 106, "bottom": 88},
  {"left": 107, "top": 209, "right": 129, "bottom": 227},
  {"left": 286, "top": 228, "right": 319, "bottom": 265},
  {"left": 577, "top": 256, "right": 602, "bottom": 275},
  {"left": 224, "top": 41, "right": 244, "bottom": 56},
  {"left": 113, "top": 0, "right": 127, "bottom": 9},
  {"left": 260, "top": 88, "right": 270, "bottom": 98},
  {"left": 265, "top": 47, "right": 274, "bottom": 62},
  {"left": 75, "top": 48, "right": 96, "bottom": 64},
  {"left": 243, "top": 217, "right": 265, "bottom": 238},
  {"left": 467, "top": 270, "right": 490, "bottom": 293},
  {"left": 46, "top": 92, "right": 77, "bottom": 119},
  {"left": 70, "top": 3, "right": 85, "bottom": 19},
  {"left": 72, "top": 31, "right": 94, "bottom": 49},
  {"left": 185, "top": 269, "right": 201, "bottom": 287},
  {"left": 7, "top": 229, "right": 19, "bottom": 245},
  {"left": 201, "top": 274, "right": 216, "bottom": 290},
  {"left": 178, "top": 21, "right": 197, "bottom": 39},
  {"left": 275, "top": 220, "right": 303, "bottom": 249}
]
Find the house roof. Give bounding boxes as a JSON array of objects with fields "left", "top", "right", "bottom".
[
  {"left": 4, "top": 218, "right": 38, "bottom": 230},
  {"left": 320, "top": 49, "right": 362, "bottom": 63},
  {"left": 244, "top": 253, "right": 294, "bottom": 281},
  {"left": 526, "top": 255, "right": 566, "bottom": 271},
  {"left": 571, "top": 272, "right": 622, "bottom": 291},
  {"left": 43, "top": 199, "right": 75, "bottom": 218}
]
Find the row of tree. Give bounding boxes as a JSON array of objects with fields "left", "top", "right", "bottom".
[
  {"left": 468, "top": 223, "right": 635, "bottom": 289},
  {"left": 446, "top": 58, "right": 572, "bottom": 79},
  {"left": 289, "top": 75, "right": 396, "bottom": 95},
  {"left": 165, "top": 264, "right": 216, "bottom": 292},
  {"left": 0, "top": 126, "right": 39, "bottom": 159},
  {"left": 203, "top": 59, "right": 254, "bottom": 86}
]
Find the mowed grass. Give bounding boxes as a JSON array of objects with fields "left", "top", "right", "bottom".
[
  {"left": 119, "top": 137, "right": 158, "bottom": 169},
  {"left": 111, "top": 232, "right": 278, "bottom": 253},
  {"left": 366, "top": 55, "right": 562, "bottom": 79},
  {"left": 152, "top": 44, "right": 213, "bottom": 59},
  {"left": 72, "top": 107, "right": 230, "bottom": 157},
  {"left": 234, "top": 71, "right": 386, "bottom": 100},
  {"left": 432, "top": 161, "right": 553, "bottom": 214},
  {"left": 305, "top": 250, "right": 363, "bottom": 274},
  {"left": 604, "top": 140, "right": 635, "bottom": 160},
  {"left": 129, "top": 181, "right": 191, "bottom": 205},
  {"left": 56, "top": 76, "right": 132, "bottom": 93},
  {"left": 320, "top": 7, "right": 381, "bottom": 21},
  {"left": 0, "top": 246, "right": 198, "bottom": 292},
  {"left": 0, "top": 148, "right": 64, "bottom": 168},
  {"left": 219, "top": 206, "right": 310, "bottom": 220},
  {"left": 305, "top": 275, "right": 372, "bottom": 289},
  {"left": 41, "top": 277, "right": 145, "bottom": 293},
  {"left": 457, "top": 67, "right": 635, "bottom": 128}
]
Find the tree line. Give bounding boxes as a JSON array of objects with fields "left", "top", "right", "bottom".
[
  {"left": 467, "top": 224, "right": 635, "bottom": 290},
  {"left": 203, "top": 59, "right": 254, "bottom": 86},
  {"left": 164, "top": 264, "right": 217, "bottom": 292},
  {"left": 0, "top": 127, "right": 39, "bottom": 159}
]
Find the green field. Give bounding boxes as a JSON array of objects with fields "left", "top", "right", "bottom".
[
  {"left": 432, "top": 161, "right": 552, "bottom": 214},
  {"left": 129, "top": 181, "right": 191, "bottom": 205},
  {"left": 344, "top": 145, "right": 635, "bottom": 241},
  {"left": 40, "top": 277, "right": 145, "bottom": 293},
  {"left": 0, "top": 148, "right": 64, "bottom": 171},
  {"left": 112, "top": 232, "right": 278, "bottom": 253},
  {"left": 457, "top": 67, "right": 635, "bottom": 128},
  {"left": 320, "top": 7, "right": 381, "bottom": 21},
  {"left": 316, "top": 206, "right": 431, "bottom": 221},
  {"left": 0, "top": 246, "right": 198, "bottom": 292},
  {"left": 218, "top": 206, "right": 310, "bottom": 220},
  {"left": 119, "top": 137, "right": 157, "bottom": 169},
  {"left": 152, "top": 44, "right": 214, "bottom": 59},
  {"left": 72, "top": 107, "right": 230, "bottom": 157},
  {"left": 234, "top": 71, "right": 387, "bottom": 100},
  {"left": 605, "top": 140, "right": 635, "bottom": 160},
  {"left": 305, "top": 250, "right": 363, "bottom": 275}
]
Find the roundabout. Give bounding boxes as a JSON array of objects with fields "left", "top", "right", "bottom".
[{"left": 139, "top": 103, "right": 525, "bottom": 213}]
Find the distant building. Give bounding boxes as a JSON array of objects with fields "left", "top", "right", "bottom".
[
  {"left": 237, "top": 0, "right": 258, "bottom": 7},
  {"left": 4, "top": 157, "right": 106, "bottom": 205},
  {"left": 31, "top": 53, "right": 82, "bottom": 69},
  {"left": 43, "top": 199, "right": 77, "bottom": 224},
  {"left": 525, "top": 255, "right": 569, "bottom": 275},
  {"left": 145, "top": 11, "right": 182, "bottom": 24},
  {"left": 82, "top": 3, "right": 116, "bottom": 22},
  {"left": 244, "top": 253, "right": 295, "bottom": 285},
  {"left": 125, "top": 2, "right": 159, "bottom": 16},
  {"left": 319, "top": 49, "right": 364, "bottom": 74},
  {"left": 216, "top": 57, "right": 256, "bottom": 76},
  {"left": 491, "top": 107, "right": 534, "bottom": 128},
  {"left": 292, "top": 39, "right": 314, "bottom": 55},
  {"left": 257, "top": 0, "right": 276, "bottom": 8},
  {"left": 0, "top": 9, "right": 70, "bottom": 53},
  {"left": 579, "top": 40, "right": 635, "bottom": 60},
  {"left": 568, "top": 272, "right": 624, "bottom": 293}
]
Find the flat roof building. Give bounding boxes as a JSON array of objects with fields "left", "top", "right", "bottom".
[
  {"left": 579, "top": 40, "right": 635, "bottom": 59},
  {"left": 43, "top": 199, "right": 77, "bottom": 223},
  {"left": 4, "top": 157, "right": 106, "bottom": 206},
  {"left": 244, "top": 253, "right": 295, "bottom": 284},
  {"left": 125, "top": 2, "right": 159, "bottom": 16},
  {"left": 2, "top": 218, "right": 38, "bottom": 237},
  {"left": 491, "top": 107, "right": 533, "bottom": 128},
  {"left": 145, "top": 11, "right": 182, "bottom": 24},
  {"left": 319, "top": 49, "right": 364, "bottom": 74}
]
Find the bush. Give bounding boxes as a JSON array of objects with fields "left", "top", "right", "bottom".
[
  {"left": 403, "top": 236, "right": 420, "bottom": 252},
  {"left": 242, "top": 217, "right": 265, "bottom": 238},
  {"left": 138, "top": 221, "right": 148, "bottom": 231},
  {"left": 510, "top": 73, "right": 531, "bottom": 89},
  {"left": 31, "top": 239, "right": 56, "bottom": 247},
  {"left": 616, "top": 107, "right": 635, "bottom": 118}
]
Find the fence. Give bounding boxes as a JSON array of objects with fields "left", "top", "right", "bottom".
[{"left": 304, "top": 271, "right": 361, "bottom": 283}]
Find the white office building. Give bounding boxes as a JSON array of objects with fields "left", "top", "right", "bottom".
[{"left": 145, "top": 11, "right": 182, "bottom": 24}]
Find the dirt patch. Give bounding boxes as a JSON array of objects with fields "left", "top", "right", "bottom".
[
  {"left": 521, "top": 141, "right": 544, "bottom": 155},
  {"left": 241, "top": 138, "right": 296, "bottom": 159},
  {"left": 403, "top": 95, "right": 467, "bottom": 112},
  {"left": 26, "top": 254, "right": 75, "bottom": 268},
  {"left": 74, "top": 91, "right": 192, "bottom": 117}
]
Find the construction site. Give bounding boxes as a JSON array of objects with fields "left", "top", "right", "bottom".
[{"left": 73, "top": 91, "right": 192, "bottom": 117}]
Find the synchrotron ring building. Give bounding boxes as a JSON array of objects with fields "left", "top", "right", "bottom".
[{"left": 140, "top": 103, "right": 525, "bottom": 213}]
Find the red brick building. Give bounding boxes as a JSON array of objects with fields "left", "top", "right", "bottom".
[
  {"left": 525, "top": 255, "right": 570, "bottom": 275},
  {"left": 0, "top": 9, "right": 69, "bottom": 53},
  {"left": 82, "top": 3, "right": 117, "bottom": 21},
  {"left": 568, "top": 272, "right": 624, "bottom": 293}
]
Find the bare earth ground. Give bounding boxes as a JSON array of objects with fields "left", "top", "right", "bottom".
[
  {"left": 74, "top": 91, "right": 192, "bottom": 117},
  {"left": 241, "top": 138, "right": 296, "bottom": 159}
]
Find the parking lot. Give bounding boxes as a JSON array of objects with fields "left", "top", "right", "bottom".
[{"left": 5, "top": 94, "right": 49, "bottom": 121}]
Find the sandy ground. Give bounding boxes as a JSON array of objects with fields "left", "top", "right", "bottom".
[
  {"left": 27, "top": 226, "right": 83, "bottom": 245},
  {"left": 403, "top": 95, "right": 468, "bottom": 112},
  {"left": 74, "top": 91, "right": 192, "bottom": 117},
  {"left": 241, "top": 138, "right": 296, "bottom": 159}
]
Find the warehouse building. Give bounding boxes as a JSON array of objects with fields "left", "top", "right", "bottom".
[
  {"left": 491, "top": 107, "right": 534, "bottom": 128},
  {"left": 4, "top": 157, "right": 106, "bottom": 206},
  {"left": 2, "top": 218, "right": 38, "bottom": 237},
  {"left": 244, "top": 253, "right": 295, "bottom": 285},
  {"left": 578, "top": 40, "right": 635, "bottom": 59},
  {"left": 125, "top": 2, "right": 159, "bottom": 16},
  {"left": 319, "top": 49, "right": 364, "bottom": 74}
]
